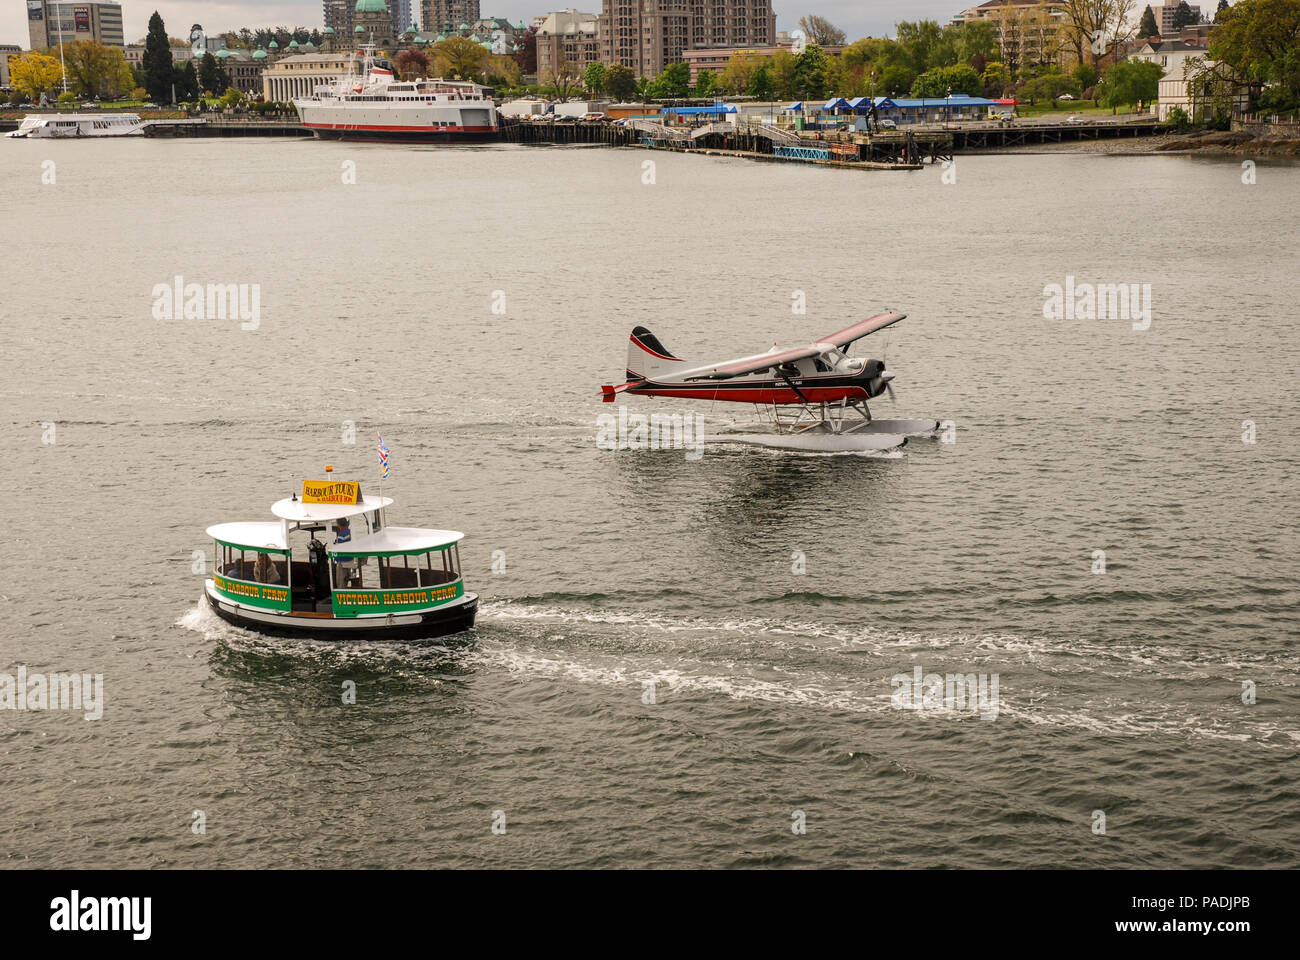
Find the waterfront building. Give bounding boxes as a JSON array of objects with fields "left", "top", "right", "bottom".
[
  {"left": 422, "top": 0, "right": 480, "bottom": 34},
  {"left": 26, "top": 1, "right": 125, "bottom": 49},
  {"left": 1129, "top": 37, "right": 1209, "bottom": 79},
  {"left": 952, "top": 0, "right": 1068, "bottom": 73},
  {"left": 536, "top": 9, "right": 601, "bottom": 82},
  {"left": 598, "top": 0, "right": 776, "bottom": 77},
  {"left": 262, "top": 52, "right": 355, "bottom": 101},
  {"left": 1155, "top": 57, "right": 1249, "bottom": 121},
  {"left": 215, "top": 48, "right": 267, "bottom": 95}
]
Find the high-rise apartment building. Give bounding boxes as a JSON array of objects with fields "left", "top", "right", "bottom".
[
  {"left": 599, "top": 0, "right": 776, "bottom": 78},
  {"left": 27, "top": 1, "right": 124, "bottom": 49},
  {"left": 422, "top": 0, "right": 481, "bottom": 33}
]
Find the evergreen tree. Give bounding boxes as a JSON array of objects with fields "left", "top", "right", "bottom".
[
  {"left": 142, "top": 10, "right": 173, "bottom": 102},
  {"left": 792, "top": 43, "right": 830, "bottom": 100},
  {"left": 199, "top": 51, "right": 221, "bottom": 95},
  {"left": 1215, "top": 0, "right": 1229, "bottom": 21},
  {"left": 1138, "top": 5, "right": 1159, "bottom": 37},
  {"left": 177, "top": 61, "right": 198, "bottom": 100},
  {"left": 1172, "top": 1, "right": 1197, "bottom": 28}
]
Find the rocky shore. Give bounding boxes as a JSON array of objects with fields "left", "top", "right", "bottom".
[{"left": 973, "top": 128, "right": 1300, "bottom": 157}]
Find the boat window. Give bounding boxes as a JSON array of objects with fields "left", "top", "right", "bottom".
[{"left": 218, "top": 543, "right": 286, "bottom": 584}]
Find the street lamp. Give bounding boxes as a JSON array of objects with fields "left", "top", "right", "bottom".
[{"left": 946, "top": 86, "right": 951, "bottom": 127}]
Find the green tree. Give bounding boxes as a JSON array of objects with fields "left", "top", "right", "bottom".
[
  {"left": 792, "top": 42, "right": 830, "bottom": 99},
  {"left": 1096, "top": 58, "right": 1163, "bottom": 111},
  {"left": 718, "top": 52, "right": 758, "bottom": 95},
  {"left": 982, "top": 61, "right": 1012, "bottom": 96},
  {"left": 1172, "top": 1, "right": 1198, "bottom": 27},
  {"left": 582, "top": 61, "right": 605, "bottom": 94},
  {"left": 65, "top": 40, "right": 135, "bottom": 99},
  {"left": 748, "top": 63, "right": 775, "bottom": 100},
  {"left": 603, "top": 64, "right": 636, "bottom": 100},
  {"left": 1215, "top": 0, "right": 1230, "bottom": 20},
  {"left": 694, "top": 68, "right": 718, "bottom": 97},
  {"left": 1210, "top": 0, "right": 1300, "bottom": 97},
  {"left": 1073, "top": 62, "right": 1099, "bottom": 91},
  {"left": 770, "top": 49, "right": 798, "bottom": 99},
  {"left": 434, "top": 36, "right": 491, "bottom": 81},
  {"left": 176, "top": 61, "right": 198, "bottom": 100},
  {"left": 1138, "top": 5, "right": 1160, "bottom": 37},
  {"left": 142, "top": 10, "right": 174, "bottom": 103},
  {"left": 910, "top": 64, "right": 982, "bottom": 97}
]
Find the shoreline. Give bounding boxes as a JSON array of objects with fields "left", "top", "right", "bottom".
[{"left": 965, "top": 129, "right": 1300, "bottom": 158}]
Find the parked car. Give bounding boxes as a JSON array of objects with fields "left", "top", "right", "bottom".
[
  {"left": 1057, "top": 93, "right": 1076, "bottom": 101},
  {"left": 581, "top": 112, "right": 606, "bottom": 121},
  {"left": 1064, "top": 115, "right": 1086, "bottom": 123},
  {"left": 878, "top": 118, "right": 897, "bottom": 129}
]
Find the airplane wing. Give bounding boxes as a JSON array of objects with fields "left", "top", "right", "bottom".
[
  {"left": 820, "top": 311, "right": 907, "bottom": 349},
  {"left": 678, "top": 345, "right": 824, "bottom": 382}
]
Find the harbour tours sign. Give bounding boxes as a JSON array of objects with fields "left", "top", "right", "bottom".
[{"left": 301, "top": 480, "right": 362, "bottom": 505}]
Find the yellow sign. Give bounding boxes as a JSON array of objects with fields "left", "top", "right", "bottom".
[{"left": 301, "top": 480, "right": 362, "bottom": 505}]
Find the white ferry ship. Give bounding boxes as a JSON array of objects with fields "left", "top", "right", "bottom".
[
  {"left": 293, "top": 42, "right": 498, "bottom": 142},
  {"left": 5, "top": 113, "right": 145, "bottom": 139}
]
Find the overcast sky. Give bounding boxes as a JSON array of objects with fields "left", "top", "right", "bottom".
[{"left": 3, "top": 1, "right": 963, "bottom": 48}]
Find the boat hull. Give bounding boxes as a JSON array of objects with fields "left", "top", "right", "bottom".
[
  {"left": 303, "top": 124, "right": 498, "bottom": 144},
  {"left": 206, "top": 586, "right": 478, "bottom": 641}
]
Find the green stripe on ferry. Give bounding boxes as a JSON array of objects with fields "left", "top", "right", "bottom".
[
  {"left": 213, "top": 574, "right": 291, "bottom": 611},
  {"left": 331, "top": 581, "right": 464, "bottom": 618}
]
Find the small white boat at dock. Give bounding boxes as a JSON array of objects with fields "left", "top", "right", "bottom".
[{"left": 5, "top": 113, "right": 145, "bottom": 138}]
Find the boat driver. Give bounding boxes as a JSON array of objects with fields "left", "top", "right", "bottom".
[{"left": 334, "top": 518, "right": 358, "bottom": 586}]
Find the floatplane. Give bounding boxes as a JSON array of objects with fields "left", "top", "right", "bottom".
[{"left": 600, "top": 311, "right": 939, "bottom": 453}]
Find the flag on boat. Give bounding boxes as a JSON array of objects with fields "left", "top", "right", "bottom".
[{"left": 377, "top": 433, "right": 389, "bottom": 480}]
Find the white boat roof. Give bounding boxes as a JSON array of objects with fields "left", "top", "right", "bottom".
[
  {"left": 206, "top": 521, "right": 289, "bottom": 550},
  {"left": 271, "top": 494, "right": 393, "bottom": 523},
  {"left": 327, "top": 526, "right": 464, "bottom": 555}
]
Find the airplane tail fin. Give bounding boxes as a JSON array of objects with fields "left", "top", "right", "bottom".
[{"left": 626, "top": 326, "right": 685, "bottom": 381}]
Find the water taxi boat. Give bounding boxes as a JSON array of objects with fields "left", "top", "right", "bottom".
[
  {"left": 5, "top": 113, "right": 145, "bottom": 138},
  {"left": 204, "top": 476, "right": 477, "bottom": 640}
]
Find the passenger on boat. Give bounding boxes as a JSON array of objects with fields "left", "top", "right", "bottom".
[{"left": 254, "top": 552, "right": 282, "bottom": 585}]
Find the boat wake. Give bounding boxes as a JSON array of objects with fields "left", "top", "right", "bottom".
[{"left": 176, "top": 597, "right": 1299, "bottom": 747}]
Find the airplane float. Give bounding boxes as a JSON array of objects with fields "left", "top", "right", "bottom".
[{"left": 600, "top": 311, "right": 940, "bottom": 454}]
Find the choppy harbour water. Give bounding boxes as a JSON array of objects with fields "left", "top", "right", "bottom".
[{"left": 1, "top": 139, "right": 1298, "bottom": 868}]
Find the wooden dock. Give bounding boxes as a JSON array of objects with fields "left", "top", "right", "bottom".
[{"left": 497, "top": 116, "right": 636, "bottom": 146}]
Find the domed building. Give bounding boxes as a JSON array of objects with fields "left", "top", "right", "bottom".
[{"left": 353, "top": 0, "right": 396, "bottom": 48}]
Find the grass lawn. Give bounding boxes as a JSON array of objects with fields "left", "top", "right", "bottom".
[{"left": 1016, "top": 99, "right": 1150, "bottom": 119}]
